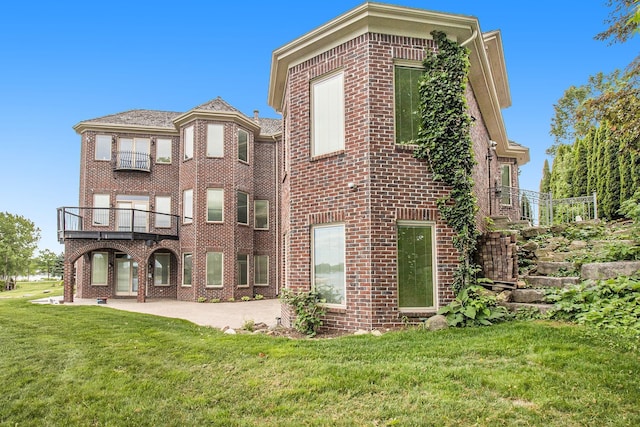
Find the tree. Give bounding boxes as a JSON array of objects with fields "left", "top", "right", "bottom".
[
  {"left": 571, "top": 137, "right": 589, "bottom": 197},
  {"left": 550, "top": 1, "right": 639, "bottom": 152},
  {"left": 540, "top": 159, "right": 551, "bottom": 193},
  {"left": 0, "top": 212, "right": 40, "bottom": 280},
  {"left": 37, "top": 249, "right": 60, "bottom": 279}
]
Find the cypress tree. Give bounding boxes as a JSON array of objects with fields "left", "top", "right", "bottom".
[
  {"left": 619, "top": 137, "right": 634, "bottom": 204},
  {"left": 595, "top": 126, "right": 609, "bottom": 218},
  {"left": 605, "top": 132, "right": 621, "bottom": 218},
  {"left": 572, "top": 137, "right": 588, "bottom": 197},
  {"left": 586, "top": 128, "right": 598, "bottom": 195},
  {"left": 540, "top": 159, "right": 551, "bottom": 194}
]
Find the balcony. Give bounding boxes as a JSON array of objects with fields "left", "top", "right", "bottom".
[
  {"left": 114, "top": 151, "right": 151, "bottom": 172},
  {"left": 57, "top": 206, "right": 179, "bottom": 243}
]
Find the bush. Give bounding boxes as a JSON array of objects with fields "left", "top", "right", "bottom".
[
  {"left": 280, "top": 289, "right": 326, "bottom": 336},
  {"left": 546, "top": 276, "right": 640, "bottom": 335},
  {"left": 437, "top": 285, "right": 508, "bottom": 327}
]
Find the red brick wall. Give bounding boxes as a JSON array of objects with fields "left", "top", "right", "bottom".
[{"left": 281, "top": 32, "right": 506, "bottom": 330}]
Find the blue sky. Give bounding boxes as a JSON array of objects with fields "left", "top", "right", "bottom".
[{"left": 0, "top": 1, "right": 637, "bottom": 254}]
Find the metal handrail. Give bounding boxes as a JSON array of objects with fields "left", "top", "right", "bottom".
[{"left": 114, "top": 151, "right": 151, "bottom": 171}]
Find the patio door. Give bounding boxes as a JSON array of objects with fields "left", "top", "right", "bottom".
[
  {"left": 116, "top": 196, "right": 149, "bottom": 232},
  {"left": 115, "top": 254, "right": 138, "bottom": 296}
]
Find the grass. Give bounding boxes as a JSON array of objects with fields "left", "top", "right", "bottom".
[
  {"left": 1, "top": 292, "right": 639, "bottom": 426},
  {"left": 0, "top": 280, "right": 63, "bottom": 299}
]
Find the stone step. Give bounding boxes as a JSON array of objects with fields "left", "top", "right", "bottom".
[
  {"left": 581, "top": 261, "right": 640, "bottom": 280},
  {"left": 535, "top": 261, "right": 577, "bottom": 276},
  {"left": 502, "top": 302, "right": 554, "bottom": 315},
  {"left": 522, "top": 275, "right": 580, "bottom": 288},
  {"left": 512, "top": 288, "right": 546, "bottom": 304}
]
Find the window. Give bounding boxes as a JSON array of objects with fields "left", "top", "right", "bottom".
[
  {"left": 95, "top": 135, "right": 112, "bottom": 161},
  {"left": 91, "top": 252, "right": 108, "bottom": 285},
  {"left": 500, "top": 164, "right": 512, "bottom": 205},
  {"left": 237, "top": 254, "right": 248, "bottom": 286},
  {"left": 311, "top": 72, "right": 345, "bottom": 157},
  {"left": 254, "top": 255, "right": 269, "bottom": 286},
  {"left": 254, "top": 200, "right": 269, "bottom": 230},
  {"left": 154, "top": 253, "right": 170, "bottom": 286},
  {"left": 183, "top": 189, "right": 193, "bottom": 224},
  {"left": 394, "top": 65, "right": 423, "bottom": 144},
  {"left": 182, "top": 253, "right": 192, "bottom": 286},
  {"left": 207, "top": 124, "right": 224, "bottom": 157},
  {"left": 207, "top": 189, "right": 224, "bottom": 222},
  {"left": 156, "top": 138, "right": 172, "bottom": 164},
  {"left": 238, "top": 129, "right": 248, "bottom": 162},
  {"left": 117, "top": 138, "right": 150, "bottom": 170},
  {"left": 312, "top": 224, "right": 345, "bottom": 305},
  {"left": 237, "top": 191, "right": 248, "bottom": 225},
  {"left": 93, "top": 194, "right": 110, "bottom": 226},
  {"left": 206, "top": 252, "right": 223, "bottom": 287},
  {"left": 184, "top": 125, "right": 194, "bottom": 160},
  {"left": 397, "top": 222, "right": 436, "bottom": 309},
  {"left": 155, "top": 196, "right": 171, "bottom": 228}
]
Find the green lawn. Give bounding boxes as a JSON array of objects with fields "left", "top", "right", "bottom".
[
  {"left": 1, "top": 295, "right": 638, "bottom": 426},
  {"left": 0, "top": 280, "right": 63, "bottom": 299}
]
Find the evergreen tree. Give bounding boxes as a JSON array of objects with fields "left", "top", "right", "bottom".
[
  {"left": 572, "top": 137, "right": 588, "bottom": 196},
  {"left": 619, "top": 137, "right": 634, "bottom": 204},
  {"left": 595, "top": 126, "right": 609, "bottom": 217},
  {"left": 540, "top": 159, "right": 551, "bottom": 194},
  {"left": 604, "top": 130, "right": 621, "bottom": 219}
]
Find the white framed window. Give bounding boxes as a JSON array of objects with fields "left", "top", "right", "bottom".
[
  {"left": 207, "top": 189, "right": 224, "bottom": 222},
  {"left": 182, "top": 253, "right": 192, "bottom": 287},
  {"left": 117, "top": 138, "right": 150, "bottom": 170},
  {"left": 237, "top": 191, "right": 248, "bottom": 225},
  {"left": 183, "top": 189, "right": 193, "bottom": 224},
  {"left": 184, "top": 125, "right": 194, "bottom": 160},
  {"left": 91, "top": 252, "right": 108, "bottom": 285},
  {"left": 254, "top": 200, "right": 269, "bottom": 230},
  {"left": 237, "top": 254, "right": 248, "bottom": 287},
  {"left": 312, "top": 224, "right": 345, "bottom": 306},
  {"left": 397, "top": 221, "right": 437, "bottom": 311},
  {"left": 92, "top": 194, "right": 110, "bottom": 226},
  {"left": 155, "top": 196, "right": 171, "bottom": 228},
  {"left": 154, "top": 253, "right": 170, "bottom": 286},
  {"left": 95, "top": 135, "right": 112, "bottom": 161},
  {"left": 156, "top": 138, "right": 172, "bottom": 164},
  {"left": 311, "top": 71, "right": 345, "bottom": 157},
  {"left": 207, "top": 124, "right": 224, "bottom": 157},
  {"left": 206, "top": 252, "right": 223, "bottom": 287},
  {"left": 238, "top": 129, "right": 248, "bottom": 162},
  {"left": 394, "top": 64, "right": 423, "bottom": 144},
  {"left": 254, "top": 255, "right": 269, "bottom": 286},
  {"left": 500, "top": 164, "right": 512, "bottom": 205}
]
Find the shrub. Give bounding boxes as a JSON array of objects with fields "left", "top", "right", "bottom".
[
  {"left": 280, "top": 289, "right": 326, "bottom": 337},
  {"left": 241, "top": 296, "right": 251, "bottom": 302},
  {"left": 197, "top": 296, "right": 207, "bottom": 303},
  {"left": 546, "top": 276, "right": 640, "bottom": 335},
  {"left": 437, "top": 285, "right": 508, "bottom": 327},
  {"left": 209, "top": 298, "right": 221, "bottom": 303},
  {"left": 254, "top": 294, "right": 264, "bottom": 300}
]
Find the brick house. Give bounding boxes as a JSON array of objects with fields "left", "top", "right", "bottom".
[{"left": 59, "top": 2, "right": 529, "bottom": 331}]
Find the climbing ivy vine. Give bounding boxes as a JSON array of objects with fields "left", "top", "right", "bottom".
[{"left": 414, "top": 30, "right": 479, "bottom": 294}]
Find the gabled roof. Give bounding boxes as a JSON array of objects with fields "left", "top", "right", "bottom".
[{"left": 172, "top": 96, "right": 261, "bottom": 135}]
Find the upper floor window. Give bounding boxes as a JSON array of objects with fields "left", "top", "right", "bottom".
[
  {"left": 207, "top": 188, "right": 224, "bottom": 222},
  {"left": 156, "top": 138, "right": 172, "bottom": 164},
  {"left": 254, "top": 200, "right": 269, "bottom": 230},
  {"left": 92, "top": 194, "right": 110, "bottom": 226},
  {"left": 394, "top": 65, "right": 423, "bottom": 144},
  {"left": 237, "top": 191, "right": 248, "bottom": 225},
  {"left": 117, "top": 138, "right": 150, "bottom": 170},
  {"left": 207, "top": 124, "right": 224, "bottom": 158},
  {"left": 155, "top": 196, "right": 171, "bottom": 228},
  {"left": 183, "top": 189, "right": 193, "bottom": 224},
  {"left": 311, "top": 72, "right": 344, "bottom": 157},
  {"left": 238, "top": 129, "right": 248, "bottom": 162},
  {"left": 184, "top": 125, "right": 194, "bottom": 160},
  {"left": 95, "top": 135, "right": 112, "bottom": 161}
]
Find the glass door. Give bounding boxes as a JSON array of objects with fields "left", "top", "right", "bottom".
[{"left": 115, "top": 254, "right": 138, "bottom": 296}]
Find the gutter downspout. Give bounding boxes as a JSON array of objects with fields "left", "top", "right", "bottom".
[
  {"left": 272, "top": 134, "right": 280, "bottom": 296},
  {"left": 460, "top": 28, "right": 478, "bottom": 47}
]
